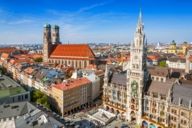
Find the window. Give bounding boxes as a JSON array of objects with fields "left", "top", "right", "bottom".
[
  {"left": 181, "top": 111, "right": 186, "bottom": 117},
  {"left": 25, "top": 94, "right": 28, "bottom": 99},
  {"left": 153, "top": 93, "right": 158, "bottom": 98},
  {"left": 161, "top": 78, "right": 164, "bottom": 82},
  {"left": 161, "top": 95, "right": 166, "bottom": 100},
  {"left": 117, "top": 91, "right": 121, "bottom": 101},
  {"left": 112, "top": 90, "right": 116, "bottom": 100},
  {"left": 171, "top": 109, "right": 177, "bottom": 114}
]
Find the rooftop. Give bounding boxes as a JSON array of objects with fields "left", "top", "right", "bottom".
[
  {"left": 88, "top": 109, "right": 116, "bottom": 125},
  {"left": 168, "top": 57, "right": 186, "bottom": 63},
  {"left": 0, "top": 75, "right": 26, "bottom": 99},
  {"left": 172, "top": 84, "right": 192, "bottom": 108},
  {"left": 0, "top": 102, "right": 64, "bottom": 128},
  {"left": 50, "top": 44, "right": 95, "bottom": 60},
  {"left": 148, "top": 66, "right": 169, "bottom": 77},
  {"left": 0, "top": 47, "right": 16, "bottom": 54},
  {"left": 148, "top": 79, "right": 175, "bottom": 95},
  {"left": 111, "top": 72, "right": 127, "bottom": 86},
  {"left": 53, "top": 77, "right": 91, "bottom": 91}
]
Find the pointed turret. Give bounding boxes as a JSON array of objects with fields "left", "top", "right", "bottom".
[
  {"left": 133, "top": 10, "right": 145, "bottom": 48},
  {"left": 136, "top": 9, "right": 144, "bottom": 35}
]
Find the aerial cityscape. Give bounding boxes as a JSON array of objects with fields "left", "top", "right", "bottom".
[{"left": 0, "top": 0, "right": 192, "bottom": 128}]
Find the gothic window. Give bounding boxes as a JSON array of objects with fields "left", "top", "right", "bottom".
[
  {"left": 117, "top": 91, "right": 121, "bottom": 101},
  {"left": 136, "top": 64, "right": 139, "bottom": 69},
  {"left": 79, "top": 61, "right": 82, "bottom": 68},
  {"left": 84, "top": 61, "right": 86, "bottom": 67},
  {"left": 112, "top": 90, "right": 116, "bottom": 100},
  {"left": 131, "top": 98, "right": 135, "bottom": 103}
]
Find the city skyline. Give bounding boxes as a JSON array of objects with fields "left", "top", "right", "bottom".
[{"left": 0, "top": 0, "right": 192, "bottom": 44}]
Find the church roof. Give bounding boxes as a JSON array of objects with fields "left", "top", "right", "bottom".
[{"left": 50, "top": 44, "right": 95, "bottom": 60}]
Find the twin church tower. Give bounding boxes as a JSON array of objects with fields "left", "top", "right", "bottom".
[{"left": 43, "top": 24, "right": 61, "bottom": 62}]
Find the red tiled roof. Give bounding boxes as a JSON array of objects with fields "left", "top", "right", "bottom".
[
  {"left": 147, "top": 55, "right": 160, "bottom": 61},
  {"left": 50, "top": 44, "right": 95, "bottom": 59},
  {"left": 30, "top": 54, "right": 42, "bottom": 59},
  {"left": 0, "top": 47, "right": 16, "bottom": 54},
  {"left": 1, "top": 53, "right": 9, "bottom": 59},
  {"left": 53, "top": 77, "right": 91, "bottom": 91}
]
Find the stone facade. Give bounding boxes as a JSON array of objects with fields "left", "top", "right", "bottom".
[
  {"left": 103, "top": 11, "right": 149, "bottom": 125},
  {"left": 102, "top": 11, "right": 192, "bottom": 128}
]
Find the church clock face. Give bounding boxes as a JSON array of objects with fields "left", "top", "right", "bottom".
[{"left": 131, "top": 80, "right": 138, "bottom": 98}]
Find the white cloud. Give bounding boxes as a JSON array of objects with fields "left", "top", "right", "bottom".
[
  {"left": 77, "top": 2, "right": 106, "bottom": 13},
  {"left": 8, "top": 19, "right": 34, "bottom": 25}
]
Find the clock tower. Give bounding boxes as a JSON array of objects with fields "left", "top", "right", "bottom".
[{"left": 126, "top": 10, "right": 148, "bottom": 124}]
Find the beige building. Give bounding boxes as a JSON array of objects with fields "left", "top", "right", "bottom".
[
  {"left": 142, "top": 79, "right": 174, "bottom": 128},
  {"left": 168, "top": 81, "right": 192, "bottom": 128},
  {"left": 50, "top": 78, "right": 92, "bottom": 116}
]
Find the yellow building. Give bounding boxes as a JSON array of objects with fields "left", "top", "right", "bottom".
[{"left": 165, "top": 41, "right": 189, "bottom": 55}]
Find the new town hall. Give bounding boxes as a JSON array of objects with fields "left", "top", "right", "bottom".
[{"left": 103, "top": 12, "right": 192, "bottom": 128}]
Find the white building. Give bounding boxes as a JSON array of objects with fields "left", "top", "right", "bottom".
[
  {"left": 72, "top": 69, "right": 101, "bottom": 101},
  {"left": 166, "top": 57, "right": 186, "bottom": 70}
]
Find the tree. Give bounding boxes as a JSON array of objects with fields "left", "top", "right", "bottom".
[
  {"left": 34, "top": 57, "right": 43, "bottom": 62},
  {"left": 159, "top": 61, "right": 167, "bottom": 67},
  {"left": 0, "top": 66, "right": 7, "bottom": 74},
  {"left": 171, "top": 40, "right": 176, "bottom": 45},
  {"left": 31, "top": 89, "right": 50, "bottom": 109}
]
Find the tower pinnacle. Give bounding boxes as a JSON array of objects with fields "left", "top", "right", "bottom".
[{"left": 136, "top": 9, "right": 144, "bottom": 35}]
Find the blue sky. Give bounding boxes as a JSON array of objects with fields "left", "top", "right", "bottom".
[{"left": 0, "top": 0, "right": 192, "bottom": 44}]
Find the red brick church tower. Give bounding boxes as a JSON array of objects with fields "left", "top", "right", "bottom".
[
  {"left": 43, "top": 24, "right": 52, "bottom": 62},
  {"left": 42, "top": 24, "right": 95, "bottom": 68}
]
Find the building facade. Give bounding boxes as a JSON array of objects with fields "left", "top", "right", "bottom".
[
  {"left": 102, "top": 11, "right": 192, "bottom": 128},
  {"left": 50, "top": 78, "right": 92, "bottom": 116},
  {"left": 103, "top": 11, "right": 149, "bottom": 124}
]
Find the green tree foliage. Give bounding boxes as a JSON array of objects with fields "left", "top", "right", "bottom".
[
  {"left": 0, "top": 66, "right": 7, "bottom": 74},
  {"left": 34, "top": 57, "right": 43, "bottom": 62},
  {"left": 183, "top": 41, "right": 188, "bottom": 44},
  {"left": 159, "top": 61, "right": 167, "bottom": 67},
  {"left": 32, "top": 90, "right": 50, "bottom": 109}
]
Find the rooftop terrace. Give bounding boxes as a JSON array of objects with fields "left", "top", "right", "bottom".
[{"left": 0, "top": 75, "right": 26, "bottom": 98}]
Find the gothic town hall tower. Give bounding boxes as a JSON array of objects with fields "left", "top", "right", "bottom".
[{"left": 126, "top": 10, "right": 148, "bottom": 124}]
